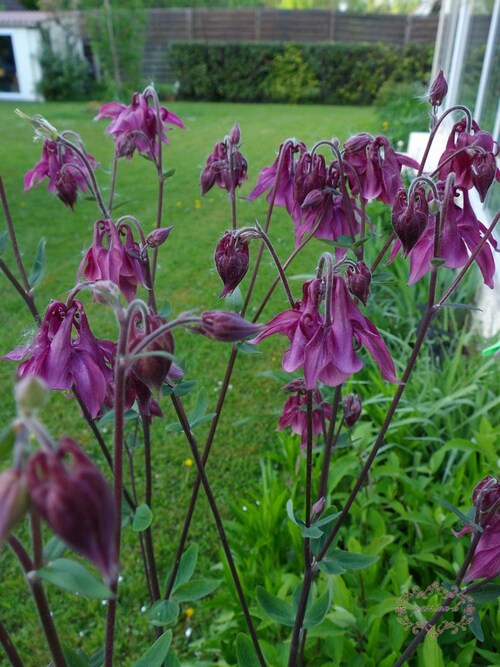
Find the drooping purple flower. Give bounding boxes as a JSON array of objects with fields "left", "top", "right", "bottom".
[
  {"left": 78, "top": 220, "right": 148, "bottom": 302},
  {"left": 3, "top": 300, "right": 114, "bottom": 419},
  {"left": 95, "top": 91, "right": 185, "bottom": 160},
  {"left": 346, "top": 261, "right": 371, "bottom": 305},
  {"left": 453, "top": 476, "right": 500, "bottom": 583},
  {"left": 247, "top": 140, "right": 306, "bottom": 218},
  {"left": 389, "top": 186, "right": 497, "bottom": 288},
  {"left": 214, "top": 231, "right": 250, "bottom": 298},
  {"left": 128, "top": 310, "right": 174, "bottom": 396},
  {"left": 391, "top": 186, "right": 430, "bottom": 255},
  {"left": 200, "top": 123, "right": 248, "bottom": 195},
  {"left": 252, "top": 275, "right": 398, "bottom": 390},
  {"left": 343, "top": 133, "right": 419, "bottom": 205},
  {"left": 27, "top": 438, "right": 118, "bottom": 583},
  {"left": 437, "top": 119, "right": 500, "bottom": 198},
  {"left": 24, "top": 138, "right": 97, "bottom": 209},
  {"left": 278, "top": 379, "right": 331, "bottom": 447},
  {"left": 293, "top": 151, "right": 327, "bottom": 207},
  {"left": 342, "top": 393, "right": 362, "bottom": 427}
]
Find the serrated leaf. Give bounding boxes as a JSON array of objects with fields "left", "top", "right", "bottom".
[
  {"left": 148, "top": 600, "right": 180, "bottom": 627},
  {"left": 172, "top": 578, "right": 221, "bottom": 602},
  {"left": 43, "top": 536, "right": 67, "bottom": 561},
  {"left": 36, "top": 559, "right": 112, "bottom": 599},
  {"left": 132, "top": 504, "right": 153, "bottom": 532},
  {"left": 236, "top": 633, "right": 261, "bottom": 667},
  {"left": 0, "top": 231, "right": 8, "bottom": 254},
  {"left": 28, "top": 237, "right": 46, "bottom": 289},
  {"left": 469, "top": 584, "right": 500, "bottom": 605},
  {"left": 165, "top": 543, "right": 198, "bottom": 593},
  {"left": 132, "top": 630, "right": 172, "bottom": 667},
  {"left": 304, "top": 585, "right": 332, "bottom": 629},
  {"left": 256, "top": 586, "right": 295, "bottom": 626}
]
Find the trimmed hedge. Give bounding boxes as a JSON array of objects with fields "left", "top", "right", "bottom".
[{"left": 167, "top": 41, "right": 434, "bottom": 105}]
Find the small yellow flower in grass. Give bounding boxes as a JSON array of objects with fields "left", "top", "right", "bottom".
[
  {"left": 194, "top": 199, "right": 201, "bottom": 209},
  {"left": 176, "top": 201, "right": 183, "bottom": 208},
  {"left": 184, "top": 458, "right": 193, "bottom": 468},
  {"left": 185, "top": 607, "right": 195, "bottom": 619},
  {"left": 382, "top": 120, "right": 390, "bottom": 132}
]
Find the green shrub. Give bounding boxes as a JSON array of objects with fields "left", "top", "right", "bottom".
[
  {"left": 374, "top": 81, "right": 429, "bottom": 149},
  {"left": 37, "top": 30, "right": 93, "bottom": 101},
  {"left": 167, "top": 41, "right": 434, "bottom": 105}
]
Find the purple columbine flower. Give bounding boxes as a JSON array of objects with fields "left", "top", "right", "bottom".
[
  {"left": 278, "top": 379, "right": 331, "bottom": 448},
  {"left": 437, "top": 119, "right": 500, "bottom": 200},
  {"left": 343, "top": 133, "right": 419, "bottom": 205},
  {"left": 346, "top": 261, "right": 371, "bottom": 305},
  {"left": 24, "top": 138, "right": 97, "bottom": 209},
  {"left": 27, "top": 438, "right": 118, "bottom": 583},
  {"left": 200, "top": 123, "right": 248, "bottom": 195},
  {"left": 453, "top": 476, "right": 500, "bottom": 583},
  {"left": 214, "top": 230, "right": 250, "bottom": 298},
  {"left": 78, "top": 220, "right": 148, "bottom": 302},
  {"left": 391, "top": 185, "right": 430, "bottom": 255},
  {"left": 247, "top": 140, "right": 306, "bottom": 218},
  {"left": 342, "top": 393, "right": 362, "bottom": 427},
  {"left": 0, "top": 468, "right": 29, "bottom": 547},
  {"left": 3, "top": 300, "right": 114, "bottom": 419},
  {"left": 128, "top": 310, "right": 174, "bottom": 396},
  {"left": 252, "top": 275, "right": 398, "bottom": 390},
  {"left": 389, "top": 185, "right": 497, "bottom": 288},
  {"left": 95, "top": 91, "right": 185, "bottom": 161}
]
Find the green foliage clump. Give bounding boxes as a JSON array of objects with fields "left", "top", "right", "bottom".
[
  {"left": 37, "top": 30, "right": 93, "bottom": 101},
  {"left": 374, "top": 81, "right": 429, "bottom": 149},
  {"left": 168, "top": 41, "right": 434, "bottom": 105},
  {"left": 260, "top": 45, "right": 320, "bottom": 103}
]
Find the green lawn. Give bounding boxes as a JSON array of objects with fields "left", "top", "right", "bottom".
[{"left": 0, "top": 100, "right": 498, "bottom": 667}]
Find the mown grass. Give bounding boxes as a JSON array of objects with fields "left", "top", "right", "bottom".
[{"left": 0, "top": 100, "right": 386, "bottom": 664}]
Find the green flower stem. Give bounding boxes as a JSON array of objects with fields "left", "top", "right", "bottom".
[
  {"left": 170, "top": 394, "right": 266, "bottom": 667},
  {"left": 0, "top": 618, "right": 24, "bottom": 667},
  {"left": 8, "top": 536, "right": 67, "bottom": 667}
]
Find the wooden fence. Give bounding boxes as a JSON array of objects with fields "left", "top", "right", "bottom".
[{"left": 143, "top": 9, "right": 439, "bottom": 83}]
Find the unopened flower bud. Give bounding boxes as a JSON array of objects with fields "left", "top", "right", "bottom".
[
  {"left": 282, "top": 378, "right": 306, "bottom": 394},
  {"left": 311, "top": 497, "right": 325, "bottom": 521},
  {"left": 129, "top": 311, "right": 174, "bottom": 395},
  {"left": 214, "top": 231, "right": 250, "bottom": 298},
  {"left": 391, "top": 186, "right": 429, "bottom": 255},
  {"left": 0, "top": 468, "right": 29, "bottom": 547},
  {"left": 428, "top": 70, "right": 448, "bottom": 107},
  {"left": 342, "top": 393, "right": 362, "bottom": 427},
  {"left": 346, "top": 261, "right": 371, "bottom": 306},
  {"left": 301, "top": 188, "right": 325, "bottom": 209},
  {"left": 146, "top": 226, "right": 173, "bottom": 249},
  {"left": 196, "top": 311, "right": 262, "bottom": 343},
  {"left": 15, "top": 376, "right": 49, "bottom": 414},
  {"left": 27, "top": 438, "right": 118, "bottom": 582},
  {"left": 200, "top": 164, "right": 216, "bottom": 196},
  {"left": 472, "top": 152, "right": 496, "bottom": 203},
  {"left": 229, "top": 122, "right": 241, "bottom": 145}
]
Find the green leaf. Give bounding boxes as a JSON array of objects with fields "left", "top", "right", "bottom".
[
  {"left": 89, "top": 648, "right": 104, "bottom": 667},
  {"left": 132, "top": 630, "right": 172, "bottom": 667},
  {"left": 224, "top": 286, "right": 243, "bottom": 312},
  {"left": 469, "top": 583, "right": 500, "bottom": 604},
  {"left": 0, "top": 231, "right": 8, "bottom": 254},
  {"left": 28, "top": 237, "right": 46, "bottom": 289},
  {"left": 319, "top": 549, "right": 379, "bottom": 574},
  {"left": 422, "top": 632, "right": 444, "bottom": 667},
  {"left": 165, "top": 649, "right": 181, "bottom": 667},
  {"left": 189, "top": 387, "right": 209, "bottom": 424},
  {"left": 235, "top": 341, "right": 261, "bottom": 354},
  {"left": 43, "top": 536, "right": 67, "bottom": 561},
  {"left": 165, "top": 543, "right": 199, "bottom": 593},
  {"left": 304, "top": 585, "right": 332, "bottom": 629},
  {"left": 301, "top": 525, "right": 324, "bottom": 539},
  {"left": 163, "top": 168, "right": 176, "bottom": 179},
  {"left": 132, "top": 504, "right": 153, "bottom": 532},
  {"left": 148, "top": 600, "right": 180, "bottom": 627},
  {"left": 468, "top": 608, "right": 484, "bottom": 642},
  {"left": 286, "top": 499, "right": 305, "bottom": 527},
  {"left": 172, "top": 578, "right": 221, "bottom": 602},
  {"left": 236, "top": 633, "right": 261, "bottom": 667},
  {"left": 162, "top": 380, "right": 197, "bottom": 397},
  {"left": 256, "top": 586, "right": 295, "bottom": 626},
  {"left": 36, "top": 558, "right": 112, "bottom": 599},
  {"left": 0, "top": 424, "right": 16, "bottom": 459},
  {"left": 63, "top": 647, "right": 90, "bottom": 667},
  {"left": 435, "top": 497, "right": 481, "bottom": 530},
  {"left": 97, "top": 408, "right": 138, "bottom": 428}
]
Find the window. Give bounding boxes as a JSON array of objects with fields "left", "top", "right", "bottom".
[{"left": 0, "top": 35, "right": 19, "bottom": 93}]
